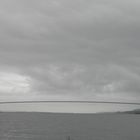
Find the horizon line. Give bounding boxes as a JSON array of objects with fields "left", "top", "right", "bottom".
[{"left": 0, "top": 100, "right": 140, "bottom": 105}]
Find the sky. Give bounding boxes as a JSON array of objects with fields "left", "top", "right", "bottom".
[{"left": 0, "top": 0, "right": 140, "bottom": 103}]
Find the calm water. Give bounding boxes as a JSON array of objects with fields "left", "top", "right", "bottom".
[
  {"left": 0, "top": 112, "right": 140, "bottom": 140},
  {"left": 0, "top": 103, "right": 139, "bottom": 113}
]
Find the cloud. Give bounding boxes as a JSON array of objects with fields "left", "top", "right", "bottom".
[
  {"left": 0, "top": 71, "right": 32, "bottom": 100},
  {"left": 0, "top": 0, "right": 140, "bottom": 102},
  {"left": 14, "top": 63, "right": 140, "bottom": 102},
  {"left": 23, "top": 64, "right": 86, "bottom": 94}
]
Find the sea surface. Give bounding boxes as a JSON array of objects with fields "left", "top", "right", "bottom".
[
  {"left": 0, "top": 112, "right": 140, "bottom": 140},
  {"left": 0, "top": 102, "right": 139, "bottom": 113}
]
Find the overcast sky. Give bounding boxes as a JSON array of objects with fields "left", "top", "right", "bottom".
[{"left": 0, "top": 0, "right": 140, "bottom": 102}]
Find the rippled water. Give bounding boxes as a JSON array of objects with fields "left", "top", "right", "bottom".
[{"left": 0, "top": 112, "right": 140, "bottom": 140}]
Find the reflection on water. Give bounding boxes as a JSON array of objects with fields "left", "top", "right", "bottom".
[{"left": 0, "top": 102, "right": 139, "bottom": 113}]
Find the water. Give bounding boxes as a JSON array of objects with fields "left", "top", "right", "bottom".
[
  {"left": 0, "top": 112, "right": 140, "bottom": 140},
  {"left": 0, "top": 102, "right": 139, "bottom": 113}
]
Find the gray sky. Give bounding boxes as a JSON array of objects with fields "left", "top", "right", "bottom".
[{"left": 0, "top": 0, "right": 140, "bottom": 102}]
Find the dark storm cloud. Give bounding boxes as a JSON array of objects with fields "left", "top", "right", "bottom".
[{"left": 0, "top": 0, "right": 140, "bottom": 101}]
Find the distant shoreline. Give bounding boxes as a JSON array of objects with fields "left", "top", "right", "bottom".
[{"left": 0, "top": 100, "right": 140, "bottom": 105}]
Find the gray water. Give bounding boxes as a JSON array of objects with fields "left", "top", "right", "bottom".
[
  {"left": 0, "top": 103, "right": 139, "bottom": 113},
  {"left": 0, "top": 112, "right": 140, "bottom": 140}
]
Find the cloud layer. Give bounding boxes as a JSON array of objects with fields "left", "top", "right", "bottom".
[{"left": 0, "top": 0, "right": 140, "bottom": 102}]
